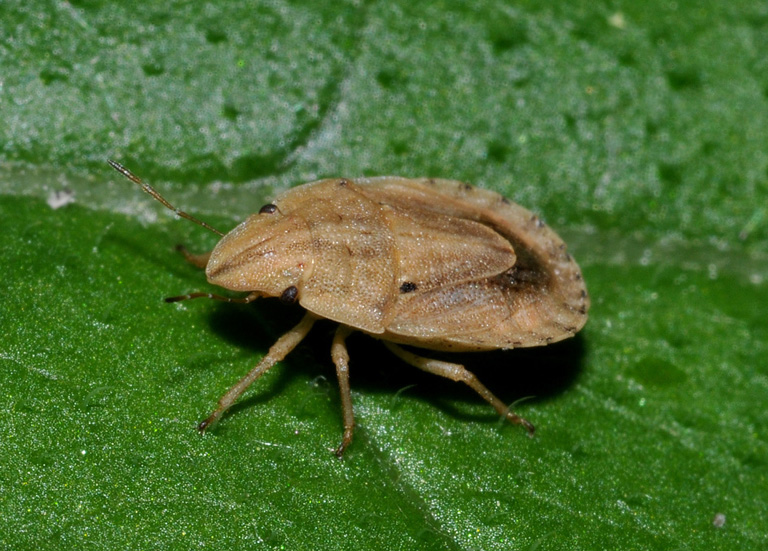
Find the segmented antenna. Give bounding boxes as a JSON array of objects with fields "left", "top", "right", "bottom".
[{"left": 107, "top": 160, "right": 224, "bottom": 237}]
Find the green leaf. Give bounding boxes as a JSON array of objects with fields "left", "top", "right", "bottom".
[{"left": 2, "top": 1, "right": 766, "bottom": 549}]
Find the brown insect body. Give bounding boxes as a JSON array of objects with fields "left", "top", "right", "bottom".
[
  {"left": 109, "top": 161, "right": 589, "bottom": 457},
  {"left": 208, "top": 177, "right": 588, "bottom": 352}
]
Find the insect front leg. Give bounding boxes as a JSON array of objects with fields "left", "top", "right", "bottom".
[
  {"left": 198, "top": 312, "right": 318, "bottom": 433},
  {"left": 383, "top": 342, "right": 536, "bottom": 436},
  {"left": 175, "top": 244, "right": 211, "bottom": 269},
  {"left": 331, "top": 325, "right": 355, "bottom": 458}
]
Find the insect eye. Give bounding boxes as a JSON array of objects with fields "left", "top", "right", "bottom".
[
  {"left": 279, "top": 285, "right": 299, "bottom": 304},
  {"left": 259, "top": 203, "right": 278, "bottom": 214}
]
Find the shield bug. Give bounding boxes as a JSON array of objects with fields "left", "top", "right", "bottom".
[{"left": 108, "top": 161, "right": 589, "bottom": 457}]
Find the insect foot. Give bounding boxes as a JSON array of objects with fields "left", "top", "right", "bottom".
[{"left": 109, "top": 162, "right": 589, "bottom": 457}]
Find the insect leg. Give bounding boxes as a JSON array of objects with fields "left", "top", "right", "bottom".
[
  {"left": 331, "top": 325, "right": 355, "bottom": 458},
  {"left": 198, "top": 312, "right": 318, "bottom": 433},
  {"left": 383, "top": 342, "right": 535, "bottom": 436},
  {"left": 175, "top": 244, "right": 211, "bottom": 269}
]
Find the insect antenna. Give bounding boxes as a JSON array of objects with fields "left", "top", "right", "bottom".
[
  {"left": 165, "top": 292, "right": 262, "bottom": 304},
  {"left": 107, "top": 160, "right": 225, "bottom": 237}
]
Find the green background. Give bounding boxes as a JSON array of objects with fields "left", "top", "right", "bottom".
[{"left": 2, "top": 1, "right": 767, "bottom": 549}]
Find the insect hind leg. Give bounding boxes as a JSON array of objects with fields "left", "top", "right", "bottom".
[{"left": 383, "top": 342, "right": 535, "bottom": 436}]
